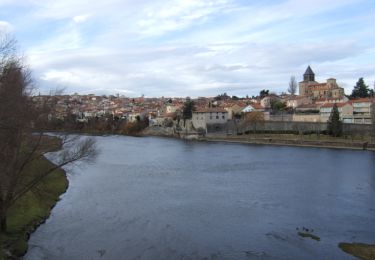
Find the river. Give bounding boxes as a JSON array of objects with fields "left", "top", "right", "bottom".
[{"left": 25, "top": 135, "right": 375, "bottom": 259}]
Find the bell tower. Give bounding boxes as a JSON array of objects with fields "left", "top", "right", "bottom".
[{"left": 303, "top": 66, "right": 315, "bottom": 82}]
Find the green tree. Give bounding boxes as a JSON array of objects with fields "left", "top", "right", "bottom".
[
  {"left": 182, "top": 99, "right": 195, "bottom": 127},
  {"left": 259, "top": 89, "right": 269, "bottom": 98},
  {"left": 350, "top": 78, "right": 372, "bottom": 98},
  {"left": 271, "top": 100, "right": 287, "bottom": 111},
  {"left": 182, "top": 100, "right": 194, "bottom": 119},
  {"left": 327, "top": 103, "right": 342, "bottom": 137},
  {"left": 214, "top": 93, "right": 229, "bottom": 101}
]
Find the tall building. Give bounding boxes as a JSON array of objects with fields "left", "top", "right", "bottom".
[{"left": 299, "top": 66, "right": 344, "bottom": 99}]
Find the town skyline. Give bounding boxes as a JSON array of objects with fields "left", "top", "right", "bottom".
[{"left": 1, "top": 0, "right": 375, "bottom": 97}]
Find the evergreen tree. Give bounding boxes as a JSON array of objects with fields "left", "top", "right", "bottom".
[
  {"left": 182, "top": 100, "right": 194, "bottom": 119},
  {"left": 351, "top": 78, "right": 371, "bottom": 98},
  {"left": 259, "top": 89, "right": 269, "bottom": 98},
  {"left": 327, "top": 103, "right": 342, "bottom": 137}
]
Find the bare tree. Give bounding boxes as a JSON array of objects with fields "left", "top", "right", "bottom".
[
  {"left": 288, "top": 75, "right": 297, "bottom": 95},
  {"left": 0, "top": 35, "right": 97, "bottom": 232},
  {"left": 244, "top": 111, "right": 265, "bottom": 134}
]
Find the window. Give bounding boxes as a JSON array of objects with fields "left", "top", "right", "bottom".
[
  {"left": 216, "top": 116, "right": 219, "bottom": 119},
  {"left": 210, "top": 116, "right": 212, "bottom": 119},
  {"left": 222, "top": 115, "right": 225, "bottom": 119}
]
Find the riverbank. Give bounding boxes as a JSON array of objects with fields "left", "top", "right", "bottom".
[
  {"left": 202, "top": 134, "right": 375, "bottom": 151},
  {"left": 0, "top": 138, "right": 69, "bottom": 259},
  {"left": 339, "top": 243, "right": 375, "bottom": 260},
  {"left": 142, "top": 126, "right": 375, "bottom": 151},
  {"left": 50, "top": 125, "right": 375, "bottom": 151}
]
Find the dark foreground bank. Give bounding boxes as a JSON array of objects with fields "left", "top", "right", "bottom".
[{"left": 0, "top": 141, "right": 68, "bottom": 259}]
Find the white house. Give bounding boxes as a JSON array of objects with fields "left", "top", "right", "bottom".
[
  {"left": 166, "top": 104, "right": 182, "bottom": 114},
  {"left": 319, "top": 102, "right": 353, "bottom": 123},
  {"left": 242, "top": 103, "right": 265, "bottom": 113},
  {"left": 350, "top": 98, "right": 373, "bottom": 124}
]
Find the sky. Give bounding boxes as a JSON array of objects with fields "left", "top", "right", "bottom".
[{"left": 0, "top": 0, "right": 374, "bottom": 97}]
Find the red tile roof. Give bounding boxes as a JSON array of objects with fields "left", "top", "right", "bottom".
[
  {"left": 315, "top": 97, "right": 345, "bottom": 102},
  {"left": 297, "top": 104, "right": 321, "bottom": 109},
  {"left": 321, "top": 102, "right": 351, "bottom": 108},
  {"left": 249, "top": 103, "right": 264, "bottom": 109},
  {"left": 194, "top": 108, "right": 227, "bottom": 113},
  {"left": 349, "top": 98, "right": 373, "bottom": 103}
]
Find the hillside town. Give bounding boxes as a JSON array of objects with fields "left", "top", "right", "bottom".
[{"left": 33, "top": 66, "right": 374, "bottom": 133}]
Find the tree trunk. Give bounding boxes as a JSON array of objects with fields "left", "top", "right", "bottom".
[{"left": 0, "top": 207, "right": 7, "bottom": 232}]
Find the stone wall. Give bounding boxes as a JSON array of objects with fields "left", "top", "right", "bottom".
[
  {"left": 292, "top": 114, "right": 320, "bottom": 122},
  {"left": 208, "top": 120, "right": 373, "bottom": 136}
]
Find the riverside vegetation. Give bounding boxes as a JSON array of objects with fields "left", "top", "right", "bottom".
[
  {"left": 0, "top": 137, "right": 68, "bottom": 259},
  {"left": 1, "top": 35, "right": 97, "bottom": 259}
]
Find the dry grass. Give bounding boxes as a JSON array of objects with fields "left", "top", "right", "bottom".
[{"left": 339, "top": 243, "right": 375, "bottom": 260}]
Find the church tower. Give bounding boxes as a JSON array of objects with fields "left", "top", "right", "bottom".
[
  {"left": 299, "top": 66, "right": 315, "bottom": 96},
  {"left": 303, "top": 66, "right": 315, "bottom": 82}
]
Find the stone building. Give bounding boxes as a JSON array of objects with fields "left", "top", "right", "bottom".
[
  {"left": 192, "top": 108, "right": 228, "bottom": 130},
  {"left": 299, "top": 66, "right": 344, "bottom": 99}
]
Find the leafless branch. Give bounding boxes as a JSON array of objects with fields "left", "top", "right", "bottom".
[{"left": 0, "top": 33, "right": 98, "bottom": 232}]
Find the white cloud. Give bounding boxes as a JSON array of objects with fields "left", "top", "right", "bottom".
[
  {"left": 0, "top": 21, "right": 13, "bottom": 33},
  {"left": 73, "top": 14, "right": 91, "bottom": 23},
  {"left": 28, "top": 39, "right": 369, "bottom": 97},
  {"left": 2, "top": 0, "right": 374, "bottom": 96},
  {"left": 135, "top": 0, "right": 232, "bottom": 36}
]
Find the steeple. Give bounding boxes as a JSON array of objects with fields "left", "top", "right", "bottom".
[{"left": 303, "top": 66, "right": 315, "bottom": 82}]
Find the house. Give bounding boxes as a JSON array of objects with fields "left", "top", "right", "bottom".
[
  {"left": 320, "top": 102, "right": 353, "bottom": 123},
  {"left": 127, "top": 111, "right": 147, "bottom": 122},
  {"left": 350, "top": 98, "right": 373, "bottom": 124},
  {"left": 286, "top": 96, "right": 312, "bottom": 109},
  {"left": 241, "top": 103, "right": 265, "bottom": 113},
  {"left": 260, "top": 95, "right": 280, "bottom": 109},
  {"left": 166, "top": 104, "right": 182, "bottom": 114},
  {"left": 192, "top": 108, "right": 228, "bottom": 130},
  {"left": 315, "top": 96, "right": 349, "bottom": 105},
  {"left": 224, "top": 104, "right": 245, "bottom": 120},
  {"left": 295, "top": 103, "right": 321, "bottom": 113}
]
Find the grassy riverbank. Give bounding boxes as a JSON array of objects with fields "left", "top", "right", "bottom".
[
  {"left": 339, "top": 243, "right": 375, "bottom": 260},
  {"left": 0, "top": 140, "right": 68, "bottom": 259},
  {"left": 203, "top": 133, "right": 375, "bottom": 151}
]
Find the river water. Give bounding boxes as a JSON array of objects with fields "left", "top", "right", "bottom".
[{"left": 25, "top": 136, "right": 375, "bottom": 259}]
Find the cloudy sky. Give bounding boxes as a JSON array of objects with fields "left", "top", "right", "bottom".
[{"left": 0, "top": 0, "right": 374, "bottom": 97}]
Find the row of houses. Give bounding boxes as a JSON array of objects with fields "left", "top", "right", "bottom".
[
  {"left": 189, "top": 97, "right": 374, "bottom": 130},
  {"left": 33, "top": 92, "right": 373, "bottom": 129},
  {"left": 33, "top": 65, "right": 374, "bottom": 131}
]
